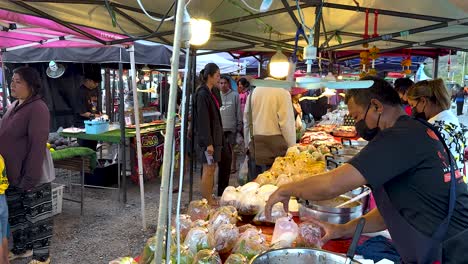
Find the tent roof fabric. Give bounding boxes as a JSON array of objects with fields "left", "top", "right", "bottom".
[{"left": 0, "top": 1, "right": 467, "bottom": 59}]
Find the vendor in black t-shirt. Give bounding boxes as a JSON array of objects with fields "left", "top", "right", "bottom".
[
  {"left": 265, "top": 76, "right": 468, "bottom": 263},
  {"left": 74, "top": 71, "right": 102, "bottom": 150}
]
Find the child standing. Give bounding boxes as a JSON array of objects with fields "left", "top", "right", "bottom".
[{"left": 0, "top": 155, "right": 9, "bottom": 264}]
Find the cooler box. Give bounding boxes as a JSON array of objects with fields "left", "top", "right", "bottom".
[{"left": 84, "top": 120, "right": 109, "bottom": 134}]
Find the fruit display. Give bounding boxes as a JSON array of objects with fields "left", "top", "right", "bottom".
[{"left": 47, "top": 133, "right": 79, "bottom": 151}]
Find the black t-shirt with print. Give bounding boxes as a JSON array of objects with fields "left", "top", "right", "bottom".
[
  {"left": 74, "top": 84, "right": 99, "bottom": 127},
  {"left": 348, "top": 115, "right": 468, "bottom": 238}
]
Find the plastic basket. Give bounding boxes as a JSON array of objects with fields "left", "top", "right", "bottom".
[
  {"left": 84, "top": 120, "right": 109, "bottom": 134},
  {"left": 52, "top": 183, "right": 64, "bottom": 216}
]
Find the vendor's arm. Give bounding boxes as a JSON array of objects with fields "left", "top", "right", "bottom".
[{"left": 265, "top": 163, "right": 366, "bottom": 216}]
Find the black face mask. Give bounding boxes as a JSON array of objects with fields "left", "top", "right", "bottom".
[
  {"left": 355, "top": 103, "right": 381, "bottom": 141},
  {"left": 411, "top": 101, "right": 427, "bottom": 120}
]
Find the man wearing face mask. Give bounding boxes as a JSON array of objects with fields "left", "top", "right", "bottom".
[{"left": 265, "top": 76, "right": 468, "bottom": 263}]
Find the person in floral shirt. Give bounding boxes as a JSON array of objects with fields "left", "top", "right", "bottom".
[{"left": 0, "top": 155, "right": 9, "bottom": 264}]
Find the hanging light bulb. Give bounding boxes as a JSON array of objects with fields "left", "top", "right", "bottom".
[
  {"left": 142, "top": 65, "right": 151, "bottom": 72},
  {"left": 269, "top": 49, "right": 289, "bottom": 79},
  {"left": 190, "top": 18, "right": 211, "bottom": 45}
]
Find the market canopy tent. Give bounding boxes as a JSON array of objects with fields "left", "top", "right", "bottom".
[{"left": 1, "top": 0, "right": 467, "bottom": 57}]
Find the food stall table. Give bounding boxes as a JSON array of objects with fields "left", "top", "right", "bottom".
[{"left": 51, "top": 147, "right": 97, "bottom": 215}]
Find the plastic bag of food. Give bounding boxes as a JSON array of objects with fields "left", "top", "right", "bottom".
[
  {"left": 239, "top": 227, "right": 266, "bottom": 241},
  {"left": 187, "top": 199, "right": 211, "bottom": 221},
  {"left": 296, "top": 222, "right": 323, "bottom": 248},
  {"left": 169, "top": 245, "right": 194, "bottom": 264},
  {"left": 286, "top": 146, "right": 301, "bottom": 156},
  {"left": 238, "top": 190, "right": 264, "bottom": 215},
  {"left": 213, "top": 223, "right": 240, "bottom": 253},
  {"left": 233, "top": 234, "right": 268, "bottom": 260},
  {"left": 275, "top": 174, "right": 293, "bottom": 187},
  {"left": 239, "top": 182, "right": 260, "bottom": 193},
  {"left": 224, "top": 253, "right": 249, "bottom": 264},
  {"left": 138, "top": 236, "right": 156, "bottom": 264},
  {"left": 192, "top": 219, "right": 209, "bottom": 228},
  {"left": 220, "top": 186, "right": 241, "bottom": 207},
  {"left": 192, "top": 249, "right": 222, "bottom": 264},
  {"left": 253, "top": 203, "right": 287, "bottom": 225},
  {"left": 256, "top": 184, "right": 278, "bottom": 201},
  {"left": 271, "top": 216, "right": 299, "bottom": 248},
  {"left": 255, "top": 171, "right": 276, "bottom": 186},
  {"left": 172, "top": 214, "right": 192, "bottom": 241},
  {"left": 208, "top": 206, "right": 239, "bottom": 232},
  {"left": 238, "top": 224, "right": 257, "bottom": 234},
  {"left": 183, "top": 227, "right": 215, "bottom": 254}
]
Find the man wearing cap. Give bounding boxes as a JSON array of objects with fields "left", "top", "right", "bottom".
[{"left": 74, "top": 71, "right": 102, "bottom": 150}]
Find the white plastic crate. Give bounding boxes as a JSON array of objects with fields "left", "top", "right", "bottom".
[{"left": 52, "top": 183, "right": 64, "bottom": 215}]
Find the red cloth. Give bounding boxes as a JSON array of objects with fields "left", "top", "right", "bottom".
[{"left": 404, "top": 105, "right": 412, "bottom": 116}]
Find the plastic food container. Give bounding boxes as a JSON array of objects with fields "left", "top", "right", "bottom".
[{"left": 84, "top": 120, "right": 109, "bottom": 134}]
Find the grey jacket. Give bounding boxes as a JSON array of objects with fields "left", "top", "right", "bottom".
[{"left": 220, "top": 89, "right": 242, "bottom": 133}]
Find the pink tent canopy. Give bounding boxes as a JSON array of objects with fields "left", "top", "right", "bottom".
[{"left": 0, "top": 9, "right": 130, "bottom": 50}]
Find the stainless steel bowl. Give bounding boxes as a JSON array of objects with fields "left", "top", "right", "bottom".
[
  {"left": 298, "top": 195, "right": 363, "bottom": 224},
  {"left": 250, "top": 248, "right": 362, "bottom": 264}
]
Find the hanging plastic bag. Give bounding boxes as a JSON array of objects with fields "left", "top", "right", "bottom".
[
  {"left": 296, "top": 222, "right": 323, "bottom": 249},
  {"left": 192, "top": 249, "right": 222, "bottom": 264},
  {"left": 213, "top": 223, "right": 240, "bottom": 254},
  {"left": 271, "top": 216, "right": 299, "bottom": 248},
  {"left": 225, "top": 253, "right": 248, "bottom": 264},
  {"left": 187, "top": 199, "right": 211, "bottom": 221},
  {"left": 238, "top": 156, "right": 249, "bottom": 185},
  {"left": 183, "top": 227, "right": 215, "bottom": 254}
]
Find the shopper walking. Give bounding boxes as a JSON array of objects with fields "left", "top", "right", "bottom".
[
  {"left": 193, "top": 63, "right": 223, "bottom": 205},
  {"left": 0, "top": 67, "right": 52, "bottom": 264},
  {"left": 453, "top": 84, "right": 465, "bottom": 116}
]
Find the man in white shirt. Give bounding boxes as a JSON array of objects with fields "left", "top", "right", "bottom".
[{"left": 244, "top": 86, "right": 295, "bottom": 180}]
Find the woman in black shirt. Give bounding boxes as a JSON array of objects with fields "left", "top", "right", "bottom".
[{"left": 194, "top": 63, "right": 222, "bottom": 205}]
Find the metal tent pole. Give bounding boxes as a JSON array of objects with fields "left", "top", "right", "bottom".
[
  {"left": 128, "top": 45, "right": 147, "bottom": 230},
  {"left": 153, "top": 0, "right": 186, "bottom": 262},
  {"left": 189, "top": 49, "right": 197, "bottom": 202},
  {"left": 118, "top": 62, "right": 127, "bottom": 203},
  {"left": 0, "top": 52, "right": 8, "bottom": 114},
  {"left": 433, "top": 56, "right": 439, "bottom": 79}
]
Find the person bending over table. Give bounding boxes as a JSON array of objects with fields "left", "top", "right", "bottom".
[
  {"left": 74, "top": 70, "right": 102, "bottom": 151},
  {"left": 265, "top": 76, "right": 468, "bottom": 263}
]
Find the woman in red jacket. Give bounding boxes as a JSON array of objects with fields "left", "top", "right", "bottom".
[{"left": 0, "top": 67, "right": 52, "bottom": 264}]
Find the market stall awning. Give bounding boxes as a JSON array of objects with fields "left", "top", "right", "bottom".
[{"left": 0, "top": 0, "right": 466, "bottom": 57}]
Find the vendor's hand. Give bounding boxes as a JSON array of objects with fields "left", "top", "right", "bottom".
[
  {"left": 265, "top": 187, "right": 290, "bottom": 220},
  {"left": 206, "top": 145, "right": 214, "bottom": 155},
  {"left": 307, "top": 218, "right": 348, "bottom": 244}
]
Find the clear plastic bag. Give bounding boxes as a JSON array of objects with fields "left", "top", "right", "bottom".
[
  {"left": 220, "top": 187, "right": 241, "bottom": 208},
  {"left": 238, "top": 157, "right": 249, "bottom": 186},
  {"left": 271, "top": 216, "right": 299, "bottom": 248},
  {"left": 213, "top": 223, "right": 240, "bottom": 254},
  {"left": 138, "top": 237, "right": 156, "bottom": 264},
  {"left": 208, "top": 206, "right": 239, "bottom": 232},
  {"left": 187, "top": 199, "right": 211, "bottom": 221},
  {"left": 275, "top": 174, "right": 293, "bottom": 187},
  {"left": 169, "top": 245, "right": 194, "bottom": 264},
  {"left": 183, "top": 227, "right": 215, "bottom": 254},
  {"left": 172, "top": 214, "right": 193, "bottom": 241},
  {"left": 238, "top": 224, "right": 257, "bottom": 234},
  {"left": 256, "top": 184, "right": 278, "bottom": 202},
  {"left": 255, "top": 171, "right": 276, "bottom": 186},
  {"left": 239, "top": 182, "right": 260, "bottom": 193},
  {"left": 253, "top": 203, "right": 287, "bottom": 225},
  {"left": 296, "top": 222, "right": 323, "bottom": 248},
  {"left": 225, "top": 253, "right": 249, "bottom": 264},
  {"left": 238, "top": 190, "right": 264, "bottom": 215},
  {"left": 233, "top": 234, "right": 268, "bottom": 260},
  {"left": 239, "top": 227, "right": 265, "bottom": 241},
  {"left": 192, "top": 219, "right": 209, "bottom": 228},
  {"left": 192, "top": 249, "right": 222, "bottom": 264}
]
